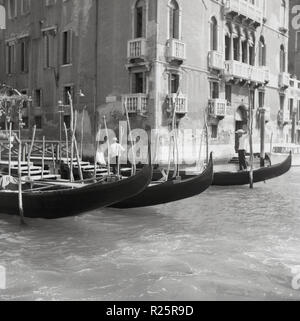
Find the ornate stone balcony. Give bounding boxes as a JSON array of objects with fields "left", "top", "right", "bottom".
[
  {"left": 122, "top": 94, "right": 148, "bottom": 114},
  {"left": 224, "top": 60, "right": 268, "bottom": 84},
  {"left": 208, "top": 51, "right": 224, "bottom": 71},
  {"left": 167, "top": 39, "right": 186, "bottom": 63},
  {"left": 208, "top": 99, "right": 227, "bottom": 118},
  {"left": 167, "top": 94, "right": 188, "bottom": 115},
  {"left": 127, "top": 38, "right": 147, "bottom": 61},
  {"left": 224, "top": 0, "right": 263, "bottom": 27},
  {"left": 278, "top": 72, "right": 290, "bottom": 89}
]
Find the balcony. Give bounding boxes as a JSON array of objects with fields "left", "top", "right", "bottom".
[
  {"left": 167, "top": 94, "right": 188, "bottom": 115},
  {"left": 224, "top": 60, "right": 249, "bottom": 81},
  {"left": 167, "top": 39, "right": 186, "bottom": 63},
  {"left": 127, "top": 38, "right": 147, "bottom": 61},
  {"left": 208, "top": 51, "right": 224, "bottom": 71},
  {"left": 278, "top": 72, "right": 290, "bottom": 89},
  {"left": 225, "top": 0, "right": 263, "bottom": 27},
  {"left": 224, "top": 60, "right": 268, "bottom": 84},
  {"left": 249, "top": 66, "right": 266, "bottom": 84},
  {"left": 208, "top": 99, "right": 227, "bottom": 119},
  {"left": 122, "top": 94, "right": 148, "bottom": 114}
]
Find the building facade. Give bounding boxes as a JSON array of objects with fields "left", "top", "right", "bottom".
[{"left": 0, "top": 0, "right": 296, "bottom": 160}]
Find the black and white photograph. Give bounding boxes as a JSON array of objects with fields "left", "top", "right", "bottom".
[{"left": 0, "top": 0, "right": 300, "bottom": 306}]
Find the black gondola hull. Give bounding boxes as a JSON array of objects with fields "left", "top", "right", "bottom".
[
  {"left": 112, "top": 154, "right": 213, "bottom": 209},
  {"left": 212, "top": 153, "right": 292, "bottom": 186},
  {"left": 0, "top": 166, "right": 152, "bottom": 219}
]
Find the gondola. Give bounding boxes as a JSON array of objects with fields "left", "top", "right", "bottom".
[
  {"left": 212, "top": 152, "right": 292, "bottom": 186},
  {"left": 0, "top": 165, "right": 152, "bottom": 219},
  {"left": 111, "top": 153, "right": 213, "bottom": 209}
]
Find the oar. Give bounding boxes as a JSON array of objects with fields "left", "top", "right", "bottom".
[
  {"left": 123, "top": 100, "right": 136, "bottom": 175},
  {"left": 73, "top": 110, "right": 84, "bottom": 181},
  {"left": 103, "top": 116, "right": 111, "bottom": 176},
  {"left": 17, "top": 132, "right": 26, "bottom": 226},
  {"left": 27, "top": 125, "right": 37, "bottom": 181},
  {"left": 68, "top": 92, "right": 75, "bottom": 183},
  {"left": 8, "top": 122, "right": 12, "bottom": 177}
]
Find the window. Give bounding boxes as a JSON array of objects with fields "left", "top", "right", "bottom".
[
  {"left": 210, "top": 17, "right": 218, "bottom": 51},
  {"left": 289, "top": 99, "right": 294, "bottom": 120},
  {"left": 135, "top": 0, "right": 146, "bottom": 38},
  {"left": 62, "top": 30, "right": 72, "bottom": 65},
  {"left": 20, "top": 38, "right": 29, "bottom": 73},
  {"left": 296, "top": 32, "right": 300, "bottom": 52},
  {"left": 242, "top": 39, "right": 248, "bottom": 63},
  {"left": 258, "top": 91, "right": 265, "bottom": 108},
  {"left": 64, "top": 115, "right": 71, "bottom": 129},
  {"left": 7, "top": 0, "right": 17, "bottom": 19},
  {"left": 258, "top": 36, "right": 266, "bottom": 66},
  {"left": 22, "top": 117, "right": 29, "bottom": 129},
  {"left": 35, "top": 116, "right": 42, "bottom": 130},
  {"left": 21, "top": 0, "right": 30, "bottom": 15},
  {"left": 225, "top": 85, "right": 232, "bottom": 105},
  {"left": 169, "top": 0, "right": 180, "bottom": 39},
  {"left": 169, "top": 74, "right": 180, "bottom": 94},
  {"left": 297, "top": 101, "right": 300, "bottom": 122},
  {"left": 233, "top": 37, "right": 239, "bottom": 61},
  {"left": 132, "top": 73, "right": 145, "bottom": 94},
  {"left": 35, "top": 89, "right": 42, "bottom": 107},
  {"left": 211, "top": 125, "right": 218, "bottom": 139},
  {"left": 63, "top": 86, "right": 73, "bottom": 105},
  {"left": 280, "top": 45, "right": 286, "bottom": 72},
  {"left": 43, "top": 31, "right": 55, "bottom": 68},
  {"left": 280, "top": 95, "right": 285, "bottom": 111},
  {"left": 250, "top": 90, "right": 255, "bottom": 109},
  {"left": 210, "top": 82, "right": 219, "bottom": 99},
  {"left": 6, "top": 42, "right": 15, "bottom": 74},
  {"left": 225, "top": 33, "right": 231, "bottom": 60},
  {"left": 280, "top": 0, "right": 286, "bottom": 29}
]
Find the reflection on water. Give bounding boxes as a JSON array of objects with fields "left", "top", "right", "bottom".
[{"left": 0, "top": 169, "right": 300, "bottom": 301}]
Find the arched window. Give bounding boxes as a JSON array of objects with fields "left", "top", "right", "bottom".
[
  {"left": 169, "top": 0, "right": 180, "bottom": 39},
  {"left": 0, "top": 5, "right": 6, "bottom": 29},
  {"left": 232, "top": 25, "right": 240, "bottom": 61},
  {"left": 210, "top": 17, "right": 218, "bottom": 51},
  {"left": 135, "top": 0, "right": 146, "bottom": 38},
  {"left": 280, "top": 45, "right": 286, "bottom": 72},
  {"left": 248, "top": 32, "right": 255, "bottom": 66},
  {"left": 258, "top": 36, "right": 266, "bottom": 66},
  {"left": 280, "top": 0, "right": 286, "bottom": 28},
  {"left": 224, "top": 23, "right": 231, "bottom": 60}
]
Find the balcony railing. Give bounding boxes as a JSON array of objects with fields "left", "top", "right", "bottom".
[
  {"left": 167, "top": 39, "right": 186, "bottom": 62},
  {"left": 278, "top": 72, "right": 290, "bottom": 89},
  {"left": 208, "top": 51, "right": 224, "bottom": 70},
  {"left": 225, "top": 0, "right": 263, "bottom": 25},
  {"left": 224, "top": 60, "right": 268, "bottom": 84},
  {"left": 208, "top": 99, "right": 227, "bottom": 118},
  {"left": 225, "top": 60, "right": 249, "bottom": 80},
  {"left": 167, "top": 94, "right": 188, "bottom": 114},
  {"left": 249, "top": 66, "right": 266, "bottom": 84},
  {"left": 122, "top": 94, "right": 148, "bottom": 114},
  {"left": 127, "top": 38, "right": 147, "bottom": 60}
]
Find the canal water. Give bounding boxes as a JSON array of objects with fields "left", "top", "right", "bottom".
[{"left": 0, "top": 168, "right": 300, "bottom": 301}]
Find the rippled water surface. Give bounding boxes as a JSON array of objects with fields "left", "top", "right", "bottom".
[{"left": 1, "top": 168, "right": 300, "bottom": 301}]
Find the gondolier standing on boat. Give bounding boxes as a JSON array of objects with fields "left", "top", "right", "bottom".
[
  {"left": 111, "top": 137, "right": 125, "bottom": 175},
  {"left": 236, "top": 129, "right": 248, "bottom": 171}
]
